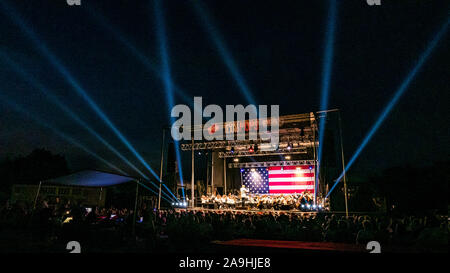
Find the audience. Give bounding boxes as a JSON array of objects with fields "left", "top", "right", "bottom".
[{"left": 0, "top": 199, "right": 447, "bottom": 252}]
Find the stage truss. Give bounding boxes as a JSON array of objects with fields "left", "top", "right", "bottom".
[{"left": 228, "top": 160, "right": 316, "bottom": 169}]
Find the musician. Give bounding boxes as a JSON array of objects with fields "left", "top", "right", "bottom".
[
  {"left": 240, "top": 185, "right": 249, "bottom": 207},
  {"left": 300, "top": 193, "right": 307, "bottom": 206},
  {"left": 227, "top": 193, "right": 236, "bottom": 208},
  {"left": 201, "top": 195, "right": 207, "bottom": 208},
  {"left": 247, "top": 194, "right": 256, "bottom": 209},
  {"left": 303, "top": 191, "right": 313, "bottom": 207}
]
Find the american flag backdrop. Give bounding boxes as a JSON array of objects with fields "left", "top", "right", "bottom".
[{"left": 241, "top": 165, "right": 315, "bottom": 194}]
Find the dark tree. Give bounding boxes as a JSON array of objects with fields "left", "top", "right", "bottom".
[
  {"left": 0, "top": 148, "right": 70, "bottom": 194},
  {"left": 371, "top": 161, "right": 449, "bottom": 214}
]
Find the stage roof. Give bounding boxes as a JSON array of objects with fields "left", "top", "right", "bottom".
[{"left": 44, "top": 170, "right": 135, "bottom": 187}]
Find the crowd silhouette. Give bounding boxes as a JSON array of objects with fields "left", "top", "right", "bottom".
[{"left": 0, "top": 199, "right": 447, "bottom": 252}]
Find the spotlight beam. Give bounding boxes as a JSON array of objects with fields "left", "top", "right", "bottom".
[
  {"left": 83, "top": 4, "right": 198, "bottom": 113},
  {"left": 317, "top": 0, "right": 338, "bottom": 197},
  {"left": 149, "top": 181, "right": 178, "bottom": 202},
  {"left": 0, "top": 52, "right": 152, "bottom": 181},
  {"left": 137, "top": 181, "right": 171, "bottom": 204},
  {"left": 192, "top": 0, "right": 257, "bottom": 105},
  {"left": 2, "top": 93, "right": 178, "bottom": 202},
  {"left": 154, "top": 0, "right": 185, "bottom": 200},
  {"left": 1, "top": 56, "right": 179, "bottom": 201},
  {"left": 326, "top": 17, "right": 450, "bottom": 199},
  {"left": 162, "top": 183, "right": 179, "bottom": 201},
  {"left": 0, "top": 96, "right": 127, "bottom": 175},
  {"left": 0, "top": 1, "right": 160, "bottom": 181}
]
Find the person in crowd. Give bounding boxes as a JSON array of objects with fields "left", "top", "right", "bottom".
[
  {"left": 240, "top": 185, "right": 249, "bottom": 207},
  {"left": 0, "top": 195, "right": 447, "bottom": 252}
]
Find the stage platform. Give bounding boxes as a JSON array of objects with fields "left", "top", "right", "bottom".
[
  {"left": 172, "top": 207, "right": 380, "bottom": 216},
  {"left": 174, "top": 207, "right": 321, "bottom": 215}
]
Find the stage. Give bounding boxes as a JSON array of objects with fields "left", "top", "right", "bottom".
[
  {"left": 174, "top": 207, "right": 321, "bottom": 216},
  {"left": 173, "top": 207, "right": 380, "bottom": 217}
]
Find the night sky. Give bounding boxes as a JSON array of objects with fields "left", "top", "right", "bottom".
[{"left": 0, "top": 0, "right": 448, "bottom": 179}]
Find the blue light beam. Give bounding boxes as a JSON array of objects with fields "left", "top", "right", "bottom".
[
  {"left": 326, "top": 17, "right": 450, "bottom": 199},
  {"left": 149, "top": 181, "right": 178, "bottom": 202},
  {"left": 154, "top": 0, "right": 185, "bottom": 200},
  {"left": 0, "top": 52, "right": 152, "bottom": 181},
  {"left": 83, "top": 4, "right": 196, "bottom": 111},
  {"left": 192, "top": 0, "right": 257, "bottom": 105},
  {"left": 1, "top": 92, "right": 178, "bottom": 202},
  {"left": 137, "top": 181, "right": 171, "bottom": 204},
  {"left": 0, "top": 1, "right": 161, "bottom": 181},
  {"left": 317, "top": 0, "right": 338, "bottom": 193},
  {"left": 0, "top": 96, "right": 127, "bottom": 175}
]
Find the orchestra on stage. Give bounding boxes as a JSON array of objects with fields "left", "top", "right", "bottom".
[{"left": 200, "top": 185, "right": 324, "bottom": 211}]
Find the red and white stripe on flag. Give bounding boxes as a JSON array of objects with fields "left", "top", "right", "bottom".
[{"left": 268, "top": 165, "right": 315, "bottom": 194}]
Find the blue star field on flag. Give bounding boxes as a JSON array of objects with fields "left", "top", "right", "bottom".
[{"left": 242, "top": 167, "right": 269, "bottom": 194}]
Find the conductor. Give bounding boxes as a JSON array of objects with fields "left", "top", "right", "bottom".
[{"left": 240, "top": 184, "right": 249, "bottom": 207}]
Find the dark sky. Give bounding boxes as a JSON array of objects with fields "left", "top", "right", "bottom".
[{"left": 0, "top": 0, "right": 449, "bottom": 178}]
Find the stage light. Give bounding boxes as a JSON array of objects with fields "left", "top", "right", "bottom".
[
  {"left": 233, "top": 158, "right": 239, "bottom": 162},
  {"left": 309, "top": 166, "right": 313, "bottom": 170},
  {"left": 230, "top": 147, "right": 235, "bottom": 154},
  {"left": 248, "top": 146, "right": 254, "bottom": 153},
  {"left": 287, "top": 142, "right": 293, "bottom": 150},
  {"left": 285, "top": 156, "right": 291, "bottom": 160},
  {"left": 312, "top": 205, "right": 316, "bottom": 209},
  {"left": 326, "top": 17, "right": 450, "bottom": 199},
  {"left": 301, "top": 204, "right": 305, "bottom": 208},
  {"left": 198, "top": 151, "right": 202, "bottom": 155},
  {"left": 0, "top": 1, "right": 162, "bottom": 183},
  {"left": 192, "top": 0, "right": 257, "bottom": 105},
  {"left": 240, "top": 168, "right": 244, "bottom": 173}
]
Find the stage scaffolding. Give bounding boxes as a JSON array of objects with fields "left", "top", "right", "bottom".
[
  {"left": 172, "top": 112, "right": 323, "bottom": 207},
  {"left": 157, "top": 110, "right": 348, "bottom": 215}
]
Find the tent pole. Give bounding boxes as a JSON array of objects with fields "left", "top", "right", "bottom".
[
  {"left": 133, "top": 180, "right": 139, "bottom": 236},
  {"left": 223, "top": 157, "right": 227, "bottom": 195},
  {"left": 99, "top": 187, "right": 103, "bottom": 201},
  {"left": 313, "top": 118, "right": 317, "bottom": 205},
  {"left": 191, "top": 136, "right": 195, "bottom": 208},
  {"left": 211, "top": 152, "right": 214, "bottom": 194},
  {"left": 158, "top": 128, "right": 166, "bottom": 210},
  {"left": 338, "top": 111, "right": 349, "bottom": 218},
  {"left": 33, "top": 181, "right": 42, "bottom": 210}
]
